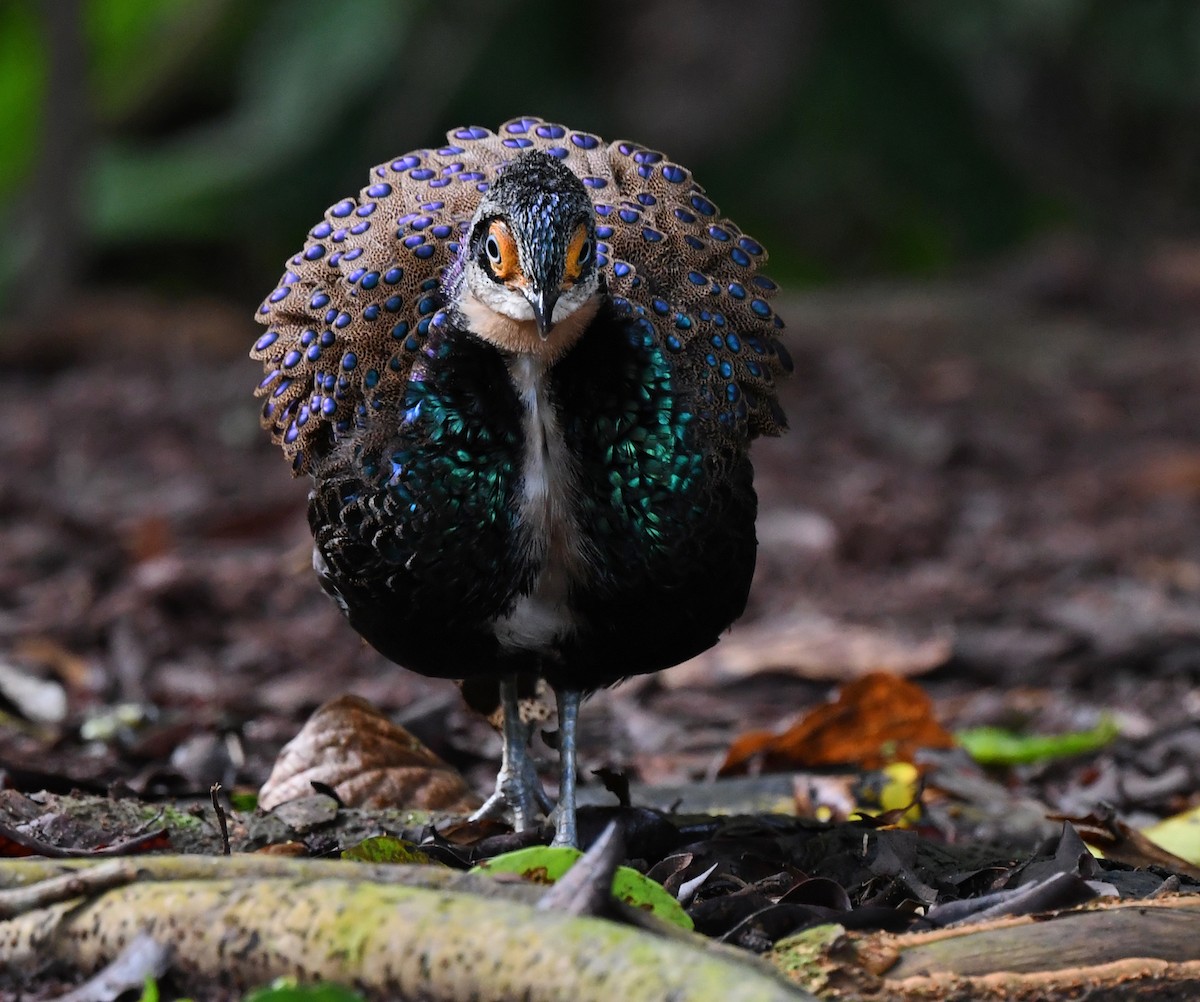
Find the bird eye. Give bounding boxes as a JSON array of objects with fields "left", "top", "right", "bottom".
[
  {"left": 482, "top": 221, "right": 519, "bottom": 281},
  {"left": 564, "top": 224, "right": 593, "bottom": 283}
]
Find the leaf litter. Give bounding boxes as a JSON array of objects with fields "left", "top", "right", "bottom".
[{"left": 5, "top": 253, "right": 1200, "bottom": 993}]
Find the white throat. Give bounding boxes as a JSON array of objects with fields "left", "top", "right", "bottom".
[{"left": 458, "top": 285, "right": 601, "bottom": 364}]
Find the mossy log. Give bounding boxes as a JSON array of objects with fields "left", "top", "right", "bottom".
[{"left": 0, "top": 856, "right": 815, "bottom": 1001}]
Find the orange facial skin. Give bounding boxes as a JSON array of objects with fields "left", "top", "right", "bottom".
[
  {"left": 563, "top": 224, "right": 589, "bottom": 285},
  {"left": 486, "top": 220, "right": 523, "bottom": 284}
]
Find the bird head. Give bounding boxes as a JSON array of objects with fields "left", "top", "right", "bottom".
[{"left": 458, "top": 151, "right": 601, "bottom": 359}]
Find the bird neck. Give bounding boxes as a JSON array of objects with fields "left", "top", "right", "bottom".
[{"left": 457, "top": 285, "right": 601, "bottom": 365}]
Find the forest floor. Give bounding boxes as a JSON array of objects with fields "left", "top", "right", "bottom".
[{"left": 3, "top": 235, "right": 1200, "bottom": 998}]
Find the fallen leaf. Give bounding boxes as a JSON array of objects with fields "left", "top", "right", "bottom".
[
  {"left": 13, "top": 636, "right": 93, "bottom": 695},
  {"left": 1142, "top": 804, "right": 1200, "bottom": 868},
  {"left": 472, "top": 845, "right": 693, "bottom": 930},
  {"left": 254, "top": 842, "right": 309, "bottom": 856},
  {"left": 858, "top": 761, "right": 924, "bottom": 828},
  {"left": 1056, "top": 808, "right": 1200, "bottom": 881},
  {"left": 258, "top": 694, "right": 482, "bottom": 813},
  {"left": 792, "top": 773, "right": 859, "bottom": 823},
  {"left": 957, "top": 716, "right": 1119, "bottom": 766},
  {"left": 661, "top": 611, "right": 952, "bottom": 688},
  {"left": 1124, "top": 447, "right": 1200, "bottom": 499},
  {"left": 122, "top": 514, "right": 174, "bottom": 563},
  {"left": 0, "top": 661, "right": 67, "bottom": 724},
  {"left": 720, "top": 672, "right": 956, "bottom": 775},
  {"left": 342, "top": 834, "right": 435, "bottom": 865}
]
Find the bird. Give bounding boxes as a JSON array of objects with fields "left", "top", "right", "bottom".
[{"left": 252, "top": 117, "right": 790, "bottom": 847}]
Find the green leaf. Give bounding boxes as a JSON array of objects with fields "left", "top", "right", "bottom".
[
  {"left": 472, "top": 845, "right": 694, "bottom": 931},
  {"left": 957, "top": 715, "right": 1119, "bottom": 766},
  {"left": 229, "top": 790, "right": 259, "bottom": 812},
  {"left": 138, "top": 976, "right": 159, "bottom": 1002},
  {"left": 243, "top": 978, "right": 364, "bottom": 1002},
  {"left": 341, "top": 835, "right": 434, "bottom": 865}
]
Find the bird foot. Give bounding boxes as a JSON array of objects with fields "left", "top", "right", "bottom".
[
  {"left": 469, "top": 757, "right": 554, "bottom": 832},
  {"left": 548, "top": 805, "right": 577, "bottom": 848}
]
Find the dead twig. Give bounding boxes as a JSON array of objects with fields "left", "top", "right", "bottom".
[
  {"left": 50, "top": 931, "right": 170, "bottom": 1002},
  {"left": 0, "top": 820, "right": 169, "bottom": 859},
  {"left": 209, "top": 783, "right": 230, "bottom": 856}
]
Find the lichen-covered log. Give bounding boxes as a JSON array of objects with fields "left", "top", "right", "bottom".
[{"left": 1, "top": 874, "right": 815, "bottom": 1001}]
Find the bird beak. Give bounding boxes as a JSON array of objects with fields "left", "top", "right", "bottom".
[{"left": 529, "top": 288, "right": 559, "bottom": 340}]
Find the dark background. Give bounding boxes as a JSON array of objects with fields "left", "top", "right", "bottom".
[{"left": 5, "top": 0, "right": 1200, "bottom": 318}]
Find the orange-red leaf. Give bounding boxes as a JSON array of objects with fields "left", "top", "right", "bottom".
[{"left": 720, "top": 672, "right": 955, "bottom": 775}]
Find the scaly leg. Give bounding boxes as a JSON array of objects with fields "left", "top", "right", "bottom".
[
  {"left": 470, "top": 676, "right": 553, "bottom": 830},
  {"left": 550, "top": 687, "right": 581, "bottom": 848}
]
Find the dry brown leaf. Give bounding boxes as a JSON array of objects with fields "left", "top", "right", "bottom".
[
  {"left": 14, "top": 636, "right": 93, "bottom": 694},
  {"left": 1124, "top": 447, "right": 1200, "bottom": 499},
  {"left": 253, "top": 842, "right": 309, "bottom": 856},
  {"left": 720, "top": 672, "right": 956, "bottom": 775},
  {"left": 1054, "top": 808, "right": 1200, "bottom": 881},
  {"left": 122, "top": 514, "right": 174, "bottom": 564},
  {"left": 660, "top": 611, "right": 952, "bottom": 689},
  {"left": 258, "top": 694, "right": 482, "bottom": 813}
]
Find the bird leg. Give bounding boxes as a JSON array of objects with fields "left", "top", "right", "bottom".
[
  {"left": 550, "top": 687, "right": 581, "bottom": 848},
  {"left": 469, "top": 676, "right": 553, "bottom": 830}
]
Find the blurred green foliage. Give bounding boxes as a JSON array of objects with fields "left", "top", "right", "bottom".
[
  {"left": 2, "top": 0, "right": 1199, "bottom": 317},
  {"left": 0, "top": 4, "right": 43, "bottom": 199}
]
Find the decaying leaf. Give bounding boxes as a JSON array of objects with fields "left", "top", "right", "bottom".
[
  {"left": 1124, "top": 446, "right": 1200, "bottom": 499},
  {"left": 792, "top": 763, "right": 924, "bottom": 827},
  {"left": 258, "top": 695, "right": 481, "bottom": 813},
  {"left": 662, "top": 612, "right": 952, "bottom": 688},
  {"left": 1143, "top": 804, "right": 1200, "bottom": 868},
  {"left": 720, "top": 673, "right": 956, "bottom": 775},
  {"left": 1057, "top": 808, "right": 1200, "bottom": 880}
]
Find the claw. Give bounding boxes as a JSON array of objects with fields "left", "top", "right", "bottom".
[{"left": 469, "top": 676, "right": 552, "bottom": 830}]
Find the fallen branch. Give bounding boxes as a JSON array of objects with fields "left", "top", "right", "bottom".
[
  {"left": 775, "top": 895, "right": 1200, "bottom": 1000},
  {"left": 53, "top": 932, "right": 170, "bottom": 1002},
  {"left": 0, "top": 855, "right": 814, "bottom": 1001},
  {"left": 0, "top": 818, "right": 168, "bottom": 858}
]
